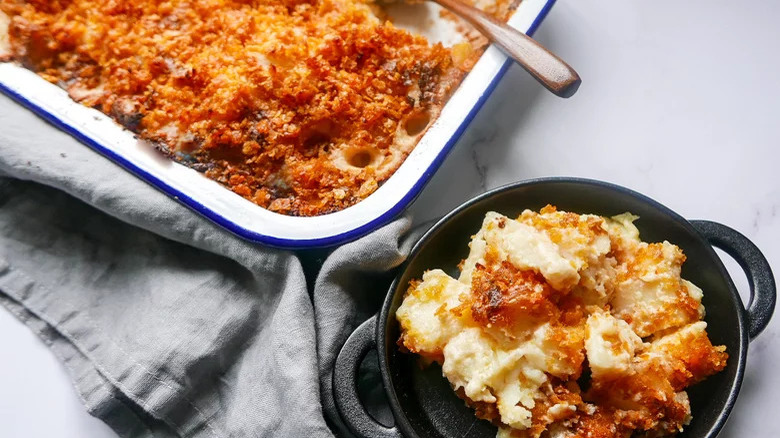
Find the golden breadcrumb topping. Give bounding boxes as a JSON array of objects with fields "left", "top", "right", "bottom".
[
  {"left": 0, "top": 0, "right": 507, "bottom": 215},
  {"left": 396, "top": 206, "right": 727, "bottom": 438}
]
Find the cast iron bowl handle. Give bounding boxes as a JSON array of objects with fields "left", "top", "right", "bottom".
[
  {"left": 333, "top": 315, "right": 401, "bottom": 438},
  {"left": 691, "top": 220, "right": 776, "bottom": 340}
]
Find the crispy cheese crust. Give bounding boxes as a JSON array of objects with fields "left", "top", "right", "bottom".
[
  {"left": 0, "top": 0, "right": 502, "bottom": 215},
  {"left": 396, "top": 206, "right": 728, "bottom": 438}
]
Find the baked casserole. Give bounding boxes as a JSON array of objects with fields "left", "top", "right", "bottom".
[
  {"left": 397, "top": 206, "right": 727, "bottom": 437},
  {"left": 0, "top": 0, "right": 516, "bottom": 215}
]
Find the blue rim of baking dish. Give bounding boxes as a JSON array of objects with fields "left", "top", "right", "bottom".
[{"left": 0, "top": 0, "right": 557, "bottom": 249}]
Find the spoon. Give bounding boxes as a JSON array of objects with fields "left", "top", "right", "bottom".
[{"left": 434, "top": 0, "right": 581, "bottom": 98}]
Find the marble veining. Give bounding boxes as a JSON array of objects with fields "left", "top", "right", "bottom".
[{"left": 466, "top": 126, "right": 498, "bottom": 192}]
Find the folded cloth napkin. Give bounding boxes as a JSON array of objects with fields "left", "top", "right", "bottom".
[{"left": 0, "top": 93, "right": 418, "bottom": 437}]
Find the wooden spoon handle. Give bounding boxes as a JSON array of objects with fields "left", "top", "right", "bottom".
[{"left": 435, "top": 0, "right": 581, "bottom": 98}]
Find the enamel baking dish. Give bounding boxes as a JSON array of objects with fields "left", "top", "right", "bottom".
[{"left": 0, "top": 0, "right": 556, "bottom": 248}]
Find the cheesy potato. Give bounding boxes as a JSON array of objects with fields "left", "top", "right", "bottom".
[{"left": 397, "top": 205, "right": 727, "bottom": 438}]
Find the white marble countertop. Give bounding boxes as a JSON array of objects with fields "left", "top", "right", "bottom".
[{"left": 2, "top": 1, "right": 779, "bottom": 437}]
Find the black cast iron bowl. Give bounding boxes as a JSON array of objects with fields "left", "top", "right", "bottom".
[{"left": 333, "top": 178, "right": 776, "bottom": 438}]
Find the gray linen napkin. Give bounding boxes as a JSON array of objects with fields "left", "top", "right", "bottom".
[{"left": 0, "top": 93, "right": 417, "bottom": 437}]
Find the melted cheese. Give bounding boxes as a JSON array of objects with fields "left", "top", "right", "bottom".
[
  {"left": 459, "top": 211, "right": 583, "bottom": 291},
  {"left": 585, "top": 310, "right": 644, "bottom": 378}
]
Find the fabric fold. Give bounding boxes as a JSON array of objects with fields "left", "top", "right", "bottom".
[
  {"left": 0, "top": 177, "right": 330, "bottom": 437},
  {"left": 1, "top": 88, "right": 419, "bottom": 438}
]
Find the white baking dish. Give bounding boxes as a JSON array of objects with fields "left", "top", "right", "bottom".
[{"left": 0, "top": 0, "right": 555, "bottom": 248}]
